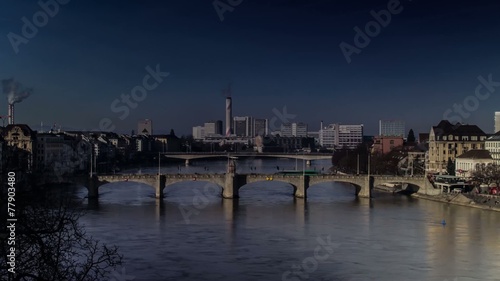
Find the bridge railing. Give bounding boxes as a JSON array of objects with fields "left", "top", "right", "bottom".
[{"left": 161, "top": 152, "right": 333, "bottom": 156}]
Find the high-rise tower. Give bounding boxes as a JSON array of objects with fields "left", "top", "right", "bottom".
[{"left": 224, "top": 85, "right": 232, "bottom": 136}]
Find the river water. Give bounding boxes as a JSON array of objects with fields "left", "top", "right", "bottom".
[{"left": 70, "top": 159, "right": 500, "bottom": 281}]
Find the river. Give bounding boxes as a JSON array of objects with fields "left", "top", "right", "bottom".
[{"left": 70, "top": 158, "right": 500, "bottom": 281}]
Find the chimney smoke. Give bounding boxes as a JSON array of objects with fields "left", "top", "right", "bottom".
[{"left": 2, "top": 78, "right": 33, "bottom": 125}]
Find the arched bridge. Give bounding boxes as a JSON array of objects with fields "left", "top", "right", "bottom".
[{"left": 78, "top": 173, "right": 435, "bottom": 199}]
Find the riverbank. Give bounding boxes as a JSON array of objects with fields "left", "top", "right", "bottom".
[{"left": 412, "top": 192, "right": 500, "bottom": 212}]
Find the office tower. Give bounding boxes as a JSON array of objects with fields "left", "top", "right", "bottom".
[
  {"left": 293, "top": 122, "right": 308, "bottom": 137},
  {"left": 281, "top": 122, "right": 308, "bottom": 137},
  {"left": 233, "top": 116, "right": 252, "bottom": 137},
  {"left": 379, "top": 120, "right": 405, "bottom": 137},
  {"left": 204, "top": 120, "right": 223, "bottom": 136},
  {"left": 253, "top": 118, "right": 268, "bottom": 136},
  {"left": 215, "top": 120, "right": 223, "bottom": 135},
  {"left": 319, "top": 123, "right": 363, "bottom": 149},
  {"left": 138, "top": 119, "right": 153, "bottom": 135},
  {"left": 192, "top": 126, "right": 205, "bottom": 140}
]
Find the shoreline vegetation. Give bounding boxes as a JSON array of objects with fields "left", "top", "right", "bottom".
[
  {"left": 412, "top": 192, "right": 500, "bottom": 212},
  {"left": 374, "top": 186, "right": 500, "bottom": 212}
]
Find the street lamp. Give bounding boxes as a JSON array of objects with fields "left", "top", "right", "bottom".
[
  {"left": 368, "top": 153, "right": 371, "bottom": 176},
  {"left": 357, "top": 153, "right": 360, "bottom": 175},
  {"left": 295, "top": 153, "right": 298, "bottom": 171},
  {"left": 302, "top": 151, "right": 305, "bottom": 176},
  {"left": 90, "top": 146, "right": 93, "bottom": 177}
]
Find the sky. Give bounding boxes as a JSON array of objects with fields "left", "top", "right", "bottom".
[{"left": 1, "top": 0, "right": 500, "bottom": 136}]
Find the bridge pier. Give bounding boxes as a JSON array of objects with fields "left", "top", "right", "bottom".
[
  {"left": 306, "top": 160, "right": 312, "bottom": 166},
  {"left": 87, "top": 176, "right": 99, "bottom": 199},
  {"left": 223, "top": 173, "right": 240, "bottom": 199},
  {"left": 357, "top": 176, "right": 373, "bottom": 198},
  {"left": 294, "top": 175, "right": 309, "bottom": 198},
  {"left": 185, "top": 159, "right": 190, "bottom": 166},
  {"left": 155, "top": 175, "right": 166, "bottom": 199}
]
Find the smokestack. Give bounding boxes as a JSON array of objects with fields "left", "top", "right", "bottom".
[
  {"left": 2, "top": 78, "right": 33, "bottom": 125},
  {"left": 8, "top": 104, "right": 14, "bottom": 125},
  {"left": 225, "top": 96, "right": 232, "bottom": 136}
]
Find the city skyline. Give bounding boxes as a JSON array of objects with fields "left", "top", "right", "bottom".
[{"left": 2, "top": 1, "right": 500, "bottom": 136}]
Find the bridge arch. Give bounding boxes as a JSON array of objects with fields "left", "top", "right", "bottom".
[
  {"left": 237, "top": 180, "right": 298, "bottom": 198},
  {"left": 96, "top": 180, "right": 157, "bottom": 197},
  {"left": 161, "top": 174, "right": 226, "bottom": 198},
  {"left": 163, "top": 180, "right": 224, "bottom": 198},
  {"left": 88, "top": 175, "right": 164, "bottom": 198},
  {"left": 374, "top": 180, "right": 421, "bottom": 194},
  {"left": 239, "top": 174, "right": 306, "bottom": 198},
  {"left": 307, "top": 180, "right": 363, "bottom": 197},
  {"left": 308, "top": 175, "right": 369, "bottom": 197}
]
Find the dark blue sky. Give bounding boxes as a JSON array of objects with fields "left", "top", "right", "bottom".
[{"left": 2, "top": 0, "right": 500, "bottom": 136}]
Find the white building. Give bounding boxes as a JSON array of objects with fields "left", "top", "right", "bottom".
[
  {"left": 204, "top": 120, "right": 223, "bottom": 136},
  {"left": 281, "top": 122, "right": 307, "bottom": 137},
  {"left": 192, "top": 126, "right": 205, "bottom": 140},
  {"left": 338, "top": 124, "right": 363, "bottom": 148},
  {"left": 455, "top": 150, "right": 493, "bottom": 178},
  {"left": 495, "top": 112, "right": 500, "bottom": 133},
  {"left": 319, "top": 124, "right": 336, "bottom": 149},
  {"left": 485, "top": 132, "right": 500, "bottom": 165},
  {"left": 320, "top": 123, "right": 363, "bottom": 149}
]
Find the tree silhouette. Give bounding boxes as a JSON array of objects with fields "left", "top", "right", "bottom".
[
  {"left": 447, "top": 158, "right": 455, "bottom": 175},
  {"left": 407, "top": 129, "right": 416, "bottom": 143},
  {"left": 0, "top": 192, "right": 123, "bottom": 280},
  {"left": 471, "top": 163, "right": 500, "bottom": 185}
]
